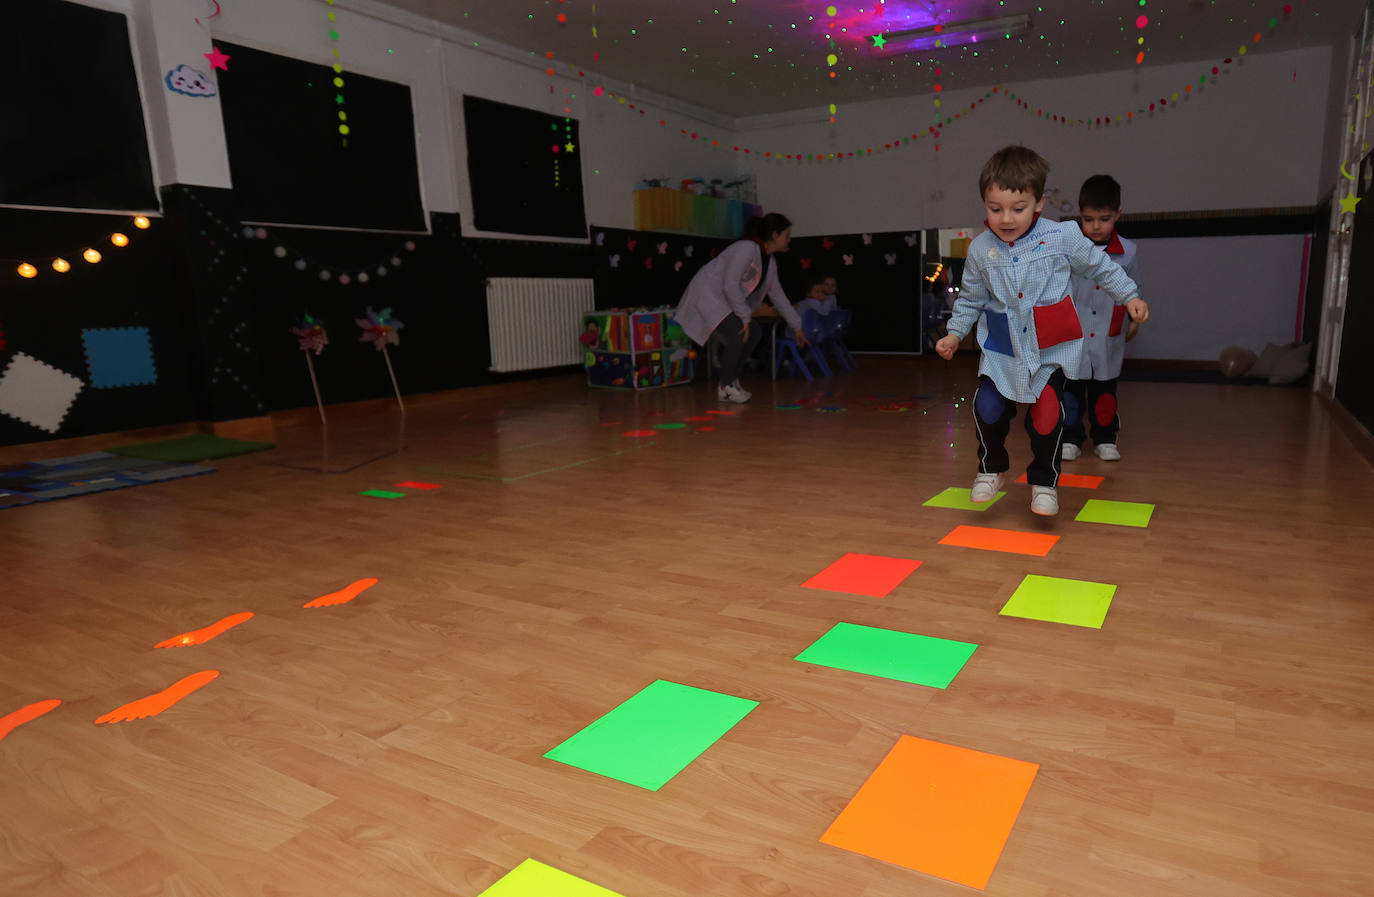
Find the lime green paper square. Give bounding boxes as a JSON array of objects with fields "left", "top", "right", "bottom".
[
  {"left": 1075, "top": 498, "right": 1154, "bottom": 527},
  {"left": 477, "top": 859, "right": 627, "bottom": 897},
  {"left": 795, "top": 622, "right": 977, "bottom": 688},
  {"left": 924, "top": 487, "right": 1005, "bottom": 511},
  {"left": 544, "top": 680, "right": 757, "bottom": 791},
  {"left": 358, "top": 489, "right": 406, "bottom": 499},
  {"left": 999, "top": 574, "right": 1118, "bottom": 629}
]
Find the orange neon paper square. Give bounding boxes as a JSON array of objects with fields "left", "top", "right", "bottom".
[
  {"left": 938, "top": 525, "right": 1059, "bottom": 557},
  {"left": 801, "top": 553, "right": 923, "bottom": 598},
  {"left": 1013, "top": 472, "right": 1103, "bottom": 489},
  {"left": 820, "top": 735, "right": 1039, "bottom": 890}
]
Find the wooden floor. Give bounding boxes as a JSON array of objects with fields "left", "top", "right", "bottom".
[{"left": 2, "top": 357, "right": 1372, "bottom": 897}]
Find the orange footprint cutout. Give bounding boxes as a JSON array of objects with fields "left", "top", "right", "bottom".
[
  {"left": 95, "top": 670, "right": 219, "bottom": 725},
  {"left": 0, "top": 699, "right": 62, "bottom": 743},
  {"left": 154, "top": 612, "right": 255, "bottom": 649},
  {"left": 304, "top": 577, "right": 378, "bottom": 609}
]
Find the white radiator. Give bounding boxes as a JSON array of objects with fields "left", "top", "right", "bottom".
[{"left": 484, "top": 277, "right": 594, "bottom": 372}]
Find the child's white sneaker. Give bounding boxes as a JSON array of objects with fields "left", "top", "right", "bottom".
[
  {"left": 1030, "top": 485, "right": 1059, "bottom": 516},
  {"left": 1061, "top": 443, "right": 1081, "bottom": 461},
  {"left": 1094, "top": 443, "right": 1121, "bottom": 461},
  {"left": 717, "top": 382, "right": 751, "bottom": 403},
  {"left": 969, "top": 472, "right": 1004, "bottom": 502},
  {"left": 730, "top": 380, "right": 753, "bottom": 401}
]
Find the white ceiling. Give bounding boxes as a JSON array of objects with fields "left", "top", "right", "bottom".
[{"left": 375, "top": 0, "right": 1366, "bottom": 116}]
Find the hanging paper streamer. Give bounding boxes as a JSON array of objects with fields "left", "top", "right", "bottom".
[
  {"left": 356, "top": 307, "right": 402, "bottom": 350},
  {"left": 7, "top": 216, "right": 149, "bottom": 280},
  {"left": 1135, "top": 7, "right": 1150, "bottom": 65},
  {"left": 194, "top": 0, "right": 221, "bottom": 31},
  {"left": 325, "top": 0, "right": 348, "bottom": 145}
]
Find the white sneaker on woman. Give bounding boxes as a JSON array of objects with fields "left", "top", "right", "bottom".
[{"left": 717, "top": 383, "right": 751, "bottom": 403}]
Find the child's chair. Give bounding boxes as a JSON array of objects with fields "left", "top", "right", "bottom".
[
  {"left": 775, "top": 310, "right": 834, "bottom": 380},
  {"left": 822, "top": 309, "right": 857, "bottom": 371}
]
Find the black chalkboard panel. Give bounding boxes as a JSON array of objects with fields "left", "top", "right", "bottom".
[
  {"left": 0, "top": 0, "right": 157, "bottom": 211},
  {"left": 216, "top": 41, "right": 425, "bottom": 231},
  {"left": 463, "top": 95, "right": 586, "bottom": 238}
]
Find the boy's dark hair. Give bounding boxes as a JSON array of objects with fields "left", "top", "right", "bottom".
[
  {"left": 979, "top": 146, "right": 1050, "bottom": 200},
  {"left": 1079, "top": 175, "right": 1122, "bottom": 211},
  {"left": 743, "top": 212, "right": 793, "bottom": 242},
  {"left": 804, "top": 274, "right": 827, "bottom": 292}
]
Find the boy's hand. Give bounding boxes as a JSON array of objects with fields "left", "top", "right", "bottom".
[
  {"left": 935, "top": 334, "right": 960, "bottom": 360},
  {"left": 1126, "top": 298, "right": 1149, "bottom": 322}
]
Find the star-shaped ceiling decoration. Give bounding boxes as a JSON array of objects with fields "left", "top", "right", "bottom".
[
  {"left": 871, "top": 33, "right": 887, "bottom": 49},
  {"left": 204, "top": 46, "right": 231, "bottom": 71},
  {"left": 1339, "top": 192, "right": 1362, "bottom": 215}
]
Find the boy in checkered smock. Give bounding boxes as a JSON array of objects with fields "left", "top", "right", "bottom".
[
  {"left": 1061, "top": 174, "right": 1143, "bottom": 463},
  {"left": 935, "top": 146, "right": 1150, "bottom": 516}
]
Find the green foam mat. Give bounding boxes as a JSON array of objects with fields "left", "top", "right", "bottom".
[{"left": 109, "top": 434, "right": 273, "bottom": 463}]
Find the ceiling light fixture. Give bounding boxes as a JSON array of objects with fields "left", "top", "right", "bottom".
[{"left": 875, "top": 13, "right": 1031, "bottom": 53}]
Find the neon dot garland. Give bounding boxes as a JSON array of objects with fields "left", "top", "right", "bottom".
[
  {"left": 1005, "top": 2, "right": 1301, "bottom": 131},
  {"left": 326, "top": 0, "right": 348, "bottom": 145},
  {"left": 8, "top": 216, "right": 151, "bottom": 280},
  {"left": 570, "top": 0, "right": 1308, "bottom": 163}
]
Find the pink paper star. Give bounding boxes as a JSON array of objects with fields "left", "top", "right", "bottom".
[{"left": 204, "top": 46, "right": 231, "bottom": 71}]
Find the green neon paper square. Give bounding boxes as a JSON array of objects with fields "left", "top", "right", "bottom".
[
  {"left": 476, "top": 859, "right": 627, "bottom": 897},
  {"left": 1075, "top": 498, "right": 1154, "bottom": 528},
  {"left": 795, "top": 622, "right": 978, "bottom": 688},
  {"left": 923, "top": 487, "right": 1005, "bottom": 511},
  {"left": 358, "top": 489, "right": 406, "bottom": 499},
  {"left": 999, "top": 574, "right": 1118, "bottom": 629},
  {"left": 544, "top": 680, "right": 758, "bottom": 791}
]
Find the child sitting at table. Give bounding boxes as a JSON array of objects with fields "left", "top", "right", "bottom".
[{"left": 796, "top": 275, "right": 838, "bottom": 317}]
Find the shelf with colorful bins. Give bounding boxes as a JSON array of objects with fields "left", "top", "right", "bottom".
[
  {"left": 580, "top": 308, "right": 695, "bottom": 390},
  {"left": 632, "top": 187, "right": 762, "bottom": 239}
]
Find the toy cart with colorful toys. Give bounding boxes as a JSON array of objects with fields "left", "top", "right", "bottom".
[{"left": 580, "top": 307, "right": 695, "bottom": 390}]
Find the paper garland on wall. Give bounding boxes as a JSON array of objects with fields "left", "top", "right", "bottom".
[
  {"left": 564, "top": 0, "right": 1309, "bottom": 164},
  {"left": 1005, "top": 3, "right": 1301, "bottom": 130},
  {"left": 241, "top": 226, "right": 417, "bottom": 284}
]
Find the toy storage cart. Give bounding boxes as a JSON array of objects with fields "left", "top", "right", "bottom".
[{"left": 580, "top": 308, "right": 695, "bottom": 390}]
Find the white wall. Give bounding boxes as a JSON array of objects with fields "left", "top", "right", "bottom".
[
  {"left": 735, "top": 45, "right": 1333, "bottom": 236},
  {"left": 1129, "top": 235, "right": 1309, "bottom": 361},
  {"left": 128, "top": 0, "right": 739, "bottom": 238}
]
